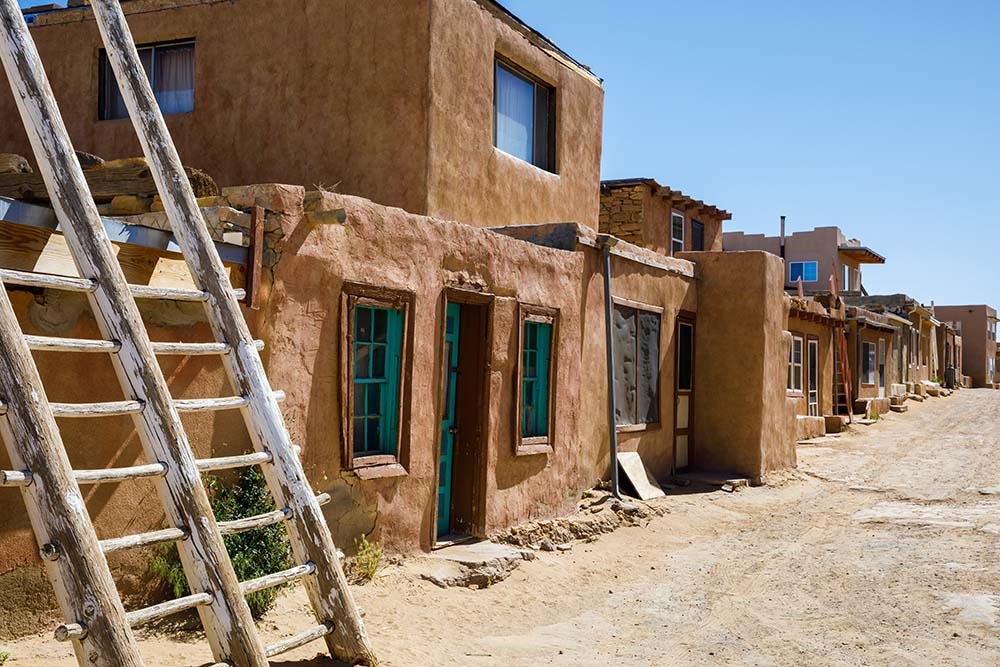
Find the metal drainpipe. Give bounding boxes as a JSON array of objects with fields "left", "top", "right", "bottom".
[{"left": 598, "top": 234, "right": 622, "bottom": 500}]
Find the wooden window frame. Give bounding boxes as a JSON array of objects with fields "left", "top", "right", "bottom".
[
  {"left": 98, "top": 39, "right": 196, "bottom": 121},
  {"left": 514, "top": 303, "right": 559, "bottom": 456},
  {"left": 339, "top": 282, "right": 413, "bottom": 477},
  {"left": 612, "top": 296, "right": 664, "bottom": 432},
  {"left": 670, "top": 212, "right": 685, "bottom": 256},
  {"left": 861, "top": 341, "right": 876, "bottom": 386},
  {"left": 787, "top": 332, "right": 804, "bottom": 396},
  {"left": 493, "top": 55, "right": 557, "bottom": 174}
]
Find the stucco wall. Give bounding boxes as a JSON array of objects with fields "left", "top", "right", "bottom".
[
  {"left": 677, "top": 250, "right": 796, "bottom": 481},
  {"left": 425, "top": 0, "right": 604, "bottom": 228},
  {"left": 935, "top": 306, "right": 997, "bottom": 387},
  {"left": 786, "top": 310, "right": 835, "bottom": 417}
]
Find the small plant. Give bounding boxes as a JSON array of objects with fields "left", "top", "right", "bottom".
[
  {"left": 0, "top": 650, "right": 10, "bottom": 665},
  {"left": 868, "top": 409, "right": 880, "bottom": 421},
  {"left": 151, "top": 466, "right": 292, "bottom": 619},
  {"left": 347, "top": 534, "right": 384, "bottom": 584}
]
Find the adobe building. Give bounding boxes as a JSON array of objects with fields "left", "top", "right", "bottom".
[
  {"left": 0, "top": 1, "right": 804, "bottom": 635},
  {"left": 723, "top": 224, "right": 885, "bottom": 294},
  {"left": 934, "top": 305, "right": 998, "bottom": 388},
  {"left": 845, "top": 306, "right": 896, "bottom": 414},
  {"left": 2, "top": 0, "right": 605, "bottom": 229},
  {"left": 599, "top": 179, "right": 730, "bottom": 256}
]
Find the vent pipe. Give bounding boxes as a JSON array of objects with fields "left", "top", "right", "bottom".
[{"left": 779, "top": 215, "right": 786, "bottom": 259}]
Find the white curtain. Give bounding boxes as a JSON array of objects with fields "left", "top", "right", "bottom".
[
  {"left": 495, "top": 63, "right": 534, "bottom": 163},
  {"left": 154, "top": 44, "right": 195, "bottom": 114}
]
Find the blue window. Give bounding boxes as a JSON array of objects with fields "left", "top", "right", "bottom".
[
  {"left": 352, "top": 304, "right": 403, "bottom": 457},
  {"left": 789, "top": 261, "right": 818, "bottom": 283},
  {"left": 494, "top": 59, "right": 555, "bottom": 172},
  {"left": 521, "top": 319, "right": 553, "bottom": 438}
]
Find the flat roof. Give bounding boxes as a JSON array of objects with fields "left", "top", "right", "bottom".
[{"left": 601, "top": 178, "right": 732, "bottom": 220}]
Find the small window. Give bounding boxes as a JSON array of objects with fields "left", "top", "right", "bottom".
[
  {"left": 691, "top": 220, "right": 705, "bottom": 252},
  {"left": 341, "top": 285, "right": 412, "bottom": 470},
  {"left": 494, "top": 58, "right": 555, "bottom": 172},
  {"left": 99, "top": 41, "right": 195, "bottom": 121},
  {"left": 789, "top": 261, "right": 818, "bottom": 283},
  {"left": 677, "top": 321, "right": 694, "bottom": 391},
  {"left": 671, "top": 213, "right": 685, "bottom": 256},
  {"left": 787, "top": 334, "right": 804, "bottom": 393},
  {"left": 862, "top": 342, "right": 876, "bottom": 384},
  {"left": 516, "top": 305, "right": 557, "bottom": 453},
  {"left": 613, "top": 300, "right": 661, "bottom": 426}
]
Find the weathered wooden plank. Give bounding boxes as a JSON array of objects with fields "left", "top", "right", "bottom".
[
  {"left": 100, "top": 526, "right": 188, "bottom": 554},
  {"left": 75, "top": 462, "right": 166, "bottom": 484},
  {"left": 195, "top": 450, "right": 272, "bottom": 473},
  {"left": 0, "top": 468, "right": 32, "bottom": 487},
  {"left": 0, "top": 267, "right": 96, "bottom": 292},
  {"left": 125, "top": 592, "right": 213, "bottom": 628},
  {"left": 0, "top": 261, "right": 142, "bottom": 667},
  {"left": 245, "top": 205, "right": 264, "bottom": 310},
  {"left": 50, "top": 400, "right": 144, "bottom": 418},
  {"left": 0, "top": 2, "right": 269, "bottom": 663},
  {"left": 0, "top": 158, "right": 218, "bottom": 203},
  {"left": 25, "top": 335, "right": 120, "bottom": 353},
  {"left": 91, "top": 2, "right": 378, "bottom": 659},
  {"left": 173, "top": 390, "right": 283, "bottom": 414},
  {"left": 218, "top": 508, "right": 291, "bottom": 536}
]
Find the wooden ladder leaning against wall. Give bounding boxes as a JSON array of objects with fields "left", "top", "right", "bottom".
[
  {"left": 0, "top": 1, "right": 375, "bottom": 665},
  {"left": 829, "top": 261, "right": 853, "bottom": 424}
]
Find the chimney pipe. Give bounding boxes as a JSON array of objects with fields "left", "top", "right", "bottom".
[{"left": 779, "top": 215, "right": 786, "bottom": 259}]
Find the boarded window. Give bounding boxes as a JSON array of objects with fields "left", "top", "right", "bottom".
[
  {"left": 613, "top": 303, "right": 661, "bottom": 425},
  {"left": 691, "top": 220, "right": 705, "bottom": 252}
]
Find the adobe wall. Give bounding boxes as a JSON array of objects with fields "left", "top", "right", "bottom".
[
  {"left": 262, "top": 189, "right": 586, "bottom": 553},
  {"left": 425, "top": 0, "right": 605, "bottom": 228},
  {"left": 677, "top": 250, "right": 796, "bottom": 481},
  {"left": 847, "top": 319, "right": 895, "bottom": 401},
  {"left": 1, "top": 0, "right": 434, "bottom": 214},
  {"left": 0, "top": 290, "right": 247, "bottom": 639},
  {"left": 935, "top": 306, "right": 995, "bottom": 387},
  {"left": 786, "top": 306, "right": 836, "bottom": 417}
]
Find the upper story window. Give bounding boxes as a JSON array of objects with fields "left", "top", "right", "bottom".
[
  {"left": 691, "top": 220, "right": 705, "bottom": 252},
  {"left": 494, "top": 58, "right": 555, "bottom": 172},
  {"left": 789, "top": 261, "right": 818, "bottom": 283},
  {"left": 99, "top": 41, "right": 195, "bottom": 121},
  {"left": 671, "top": 213, "right": 685, "bottom": 256}
]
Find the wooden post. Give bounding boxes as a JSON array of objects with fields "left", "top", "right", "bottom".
[
  {"left": 0, "top": 3, "right": 269, "bottom": 665},
  {"left": 0, "top": 280, "right": 143, "bottom": 667},
  {"left": 246, "top": 205, "right": 264, "bottom": 310},
  {"left": 88, "top": 1, "right": 377, "bottom": 663}
]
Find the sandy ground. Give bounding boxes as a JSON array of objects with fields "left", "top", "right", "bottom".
[{"left": 4, "top": 389, "right": 999, "bottom": 666}]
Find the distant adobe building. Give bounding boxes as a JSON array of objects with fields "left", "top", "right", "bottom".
[
  {"left": 933, "top": 305, "right": 998, "bottom": 388},
  {"left": 0, "top": 0, "right": 605, "bottom": 229}
]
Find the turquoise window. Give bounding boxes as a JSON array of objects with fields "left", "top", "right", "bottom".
[
  {"left": 352, "top": 305, "right": 403, "bottom": 457},
  {"left": 521, "top": 320, "right": 553, "bottom": 438}
]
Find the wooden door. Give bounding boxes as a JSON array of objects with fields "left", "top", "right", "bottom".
[
  {"left": 878, "top": 338, "right": 886, "bottom": 398},
  {"left": 807, "top": 338, "right": 819, "bottom": 416},
  {"left": 437, "top": 302, "right": 461, "bottom": 537},
  {"left": 674, "top": 319, "right": 695, "bottom": 470}
]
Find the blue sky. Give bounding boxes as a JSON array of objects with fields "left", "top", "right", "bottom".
[
  {"left": 16, "top": 1, "right": 998, "bottom": 306},
  {"left": 500, "top": 0, "right": 998, "bottom": 307}
]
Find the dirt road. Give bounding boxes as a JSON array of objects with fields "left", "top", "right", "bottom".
[{"left": 6, "top": 389, "right": 999, "bottom": 666}]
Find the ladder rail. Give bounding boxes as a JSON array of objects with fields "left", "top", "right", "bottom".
[
  {"left": 0, "top": 278, "right": 143, "bottom": 666},
  {"left": 0, "top": 5, "right": 269, "bottom": 664},
  {"left": 90, "top": 1, "right": 376, "bottom": 663}
]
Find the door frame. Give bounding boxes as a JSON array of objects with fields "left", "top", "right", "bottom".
[
  {"left": 807, "top": 337, "right": 820, "bottom": 416},
  {"left": 673, "top": 312, "right": 696, "bottom": 472},
  {"left": 431, "top": 287, "right": 493, "bottom": 546},
  {"left": 877, "top": 337, "right": 886, "bottom": 398}
]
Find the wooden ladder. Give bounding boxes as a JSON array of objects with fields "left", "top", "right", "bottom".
[
  {"left": 0, "top": 1, "right": 375, "bottom": 665},
  {"left": 833, "top": 324, "right": 854, "bottom": 423}
]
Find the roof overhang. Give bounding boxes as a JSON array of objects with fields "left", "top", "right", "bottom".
[{"left": 838, "top": 245, "right": 886, "bottom": 264}]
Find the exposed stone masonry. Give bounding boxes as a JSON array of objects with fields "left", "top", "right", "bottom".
[{"left": 598, "top": 184, "right": 645, "bottom": 244}]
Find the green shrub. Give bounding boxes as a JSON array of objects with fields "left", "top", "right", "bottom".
[
  {"left": 150, "top": 466, "right": 292, "bottom": 619},
  {"left": 347, "top": 534, "right": 383, "bottom": 584},
  {"left": 0, "top": 650, "right": 10, "bottom": 665}
]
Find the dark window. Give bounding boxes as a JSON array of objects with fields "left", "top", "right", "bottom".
[
  {"left": 613, "top": 303, "right": 661, "bottom": 425},
  {"left": 494, "top": 59, "right": 555, "bottom": 172},
  {"left": 99, "top": 41, "right": 195, "bottom": 121},
  {"left": 691, "top": 220, "right": 705, "bottom": 252}
]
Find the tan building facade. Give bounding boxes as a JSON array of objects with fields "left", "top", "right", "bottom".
[
  {"left": 2, "top": 0, "right": 605, "bottom": 230},
  {"left": 934, "top": 305, "right": 998, "bottom": 388}
]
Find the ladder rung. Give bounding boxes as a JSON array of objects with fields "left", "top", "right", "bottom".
[
  {"left": 0, "top": 268, "right": 97, "bottom": 293},
  {"left": 151, "top": 339, "right": 266, "bottom": 356},
  {"left": 195, "top": 451, "right": 273, "bottom": 473},
  {"left": 22, "top": 336, "right": 265, "bottom": 356},
  {"left": 50, "top": 400, "right": 144, "bottom": 418},
  {"left": 125, "top": 592, "right": 213, "bottom": 628},
  {"left": 240, "top": 562, "right": 316, "bottom": 596},
  {"left": 265, "top": 622, "right": 335, "bottom": 658},
  {"left": 174, "top": 390, "right": 285, "bottom": 414},
  {"left": 0, "top": 470, "right": 32, "bottom": 487},
  {"left": 218, "top": 508, "right": 292, "bottom": 536},
  {"left": 129, "top": 284, "right": 247, "bottom": 302},
  {"left": 76, "top": 462, "right": 167, "bottom": 485},
  {"left": 100, "top": 526, "right": 188, "bottom": 554}
]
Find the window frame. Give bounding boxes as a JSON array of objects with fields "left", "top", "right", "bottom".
[
  {"left": 514, "top": 303, "right": 559, "bottom": 455},
  {"left": 670, "top": 212, "right": 685, "bottom": 256},
  {"left": 862, "top": 341, "right": 876, "bottom": 385},
  {"left": 493, "top": 55, "right": 557, "bottom": 173},
  {"left": 98, "top": 38, "right": 196, "bottom": 121},
  {"left": 690, "top": 219, "right": 705, "bottom": 252},
  {"left": 788, "top": 261, "right": 819, "bottom": 284},
  {"left": 339, "top": 283, "right": 413, "bottom": 476},
  {"left": 787, "top": 333, "right": 804, "bottom": 396},
  {"left": 612, "top": 296, "right": 664, "bottom": 432},
  {"left": 806, "top": 336, "right": 820, "bottom": 416}
]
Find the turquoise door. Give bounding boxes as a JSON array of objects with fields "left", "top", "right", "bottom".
[{"left": 437, "top": 302, "right": 461, "bottom": 536}]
